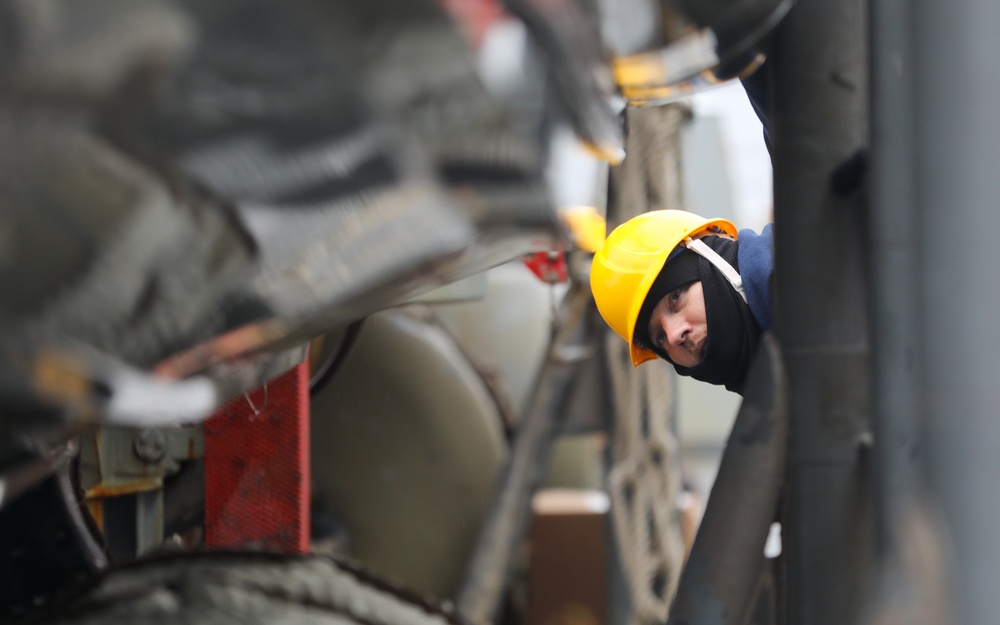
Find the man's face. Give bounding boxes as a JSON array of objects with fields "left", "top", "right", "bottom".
[{"left": 645, "top": 281, "right": 707, "bottom": 368}]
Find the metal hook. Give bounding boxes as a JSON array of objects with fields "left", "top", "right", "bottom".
[{"left": 244, "top": 381, "right": 268, "bottom": 419}]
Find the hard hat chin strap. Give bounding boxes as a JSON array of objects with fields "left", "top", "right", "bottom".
[{"left": 684, "top": 237, "right": 748, "bottom": 303}]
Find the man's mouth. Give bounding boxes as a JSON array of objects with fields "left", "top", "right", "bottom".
[{"left": 687, "top": 335, "right": 707, "bottom": 364}]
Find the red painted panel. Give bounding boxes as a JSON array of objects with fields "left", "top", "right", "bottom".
[{"left": 204, "top": 361, "right": 310, "bottom": 554}]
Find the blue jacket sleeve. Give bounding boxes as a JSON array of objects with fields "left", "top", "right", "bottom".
[{"left": 737, "top": 223, "right": 774, "bottom": 331}]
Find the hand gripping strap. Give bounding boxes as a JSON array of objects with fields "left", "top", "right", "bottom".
[{"left": 684, "top": 238, "right": 748, "bottom": 303}]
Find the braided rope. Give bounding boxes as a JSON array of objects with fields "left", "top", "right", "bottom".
[
  {"left": 604, "top": 103, "right": 690, "bottom": 625},
  {"left": 606, "top": 331, "right": 686, "bottom": 625}
]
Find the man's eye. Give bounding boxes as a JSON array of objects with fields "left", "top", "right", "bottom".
[
  {"left": 656, "top": 329, "right": 666, "bottom": 348},
  {"left": 670, "top": 288, "right": 682, "bottom": 302}
]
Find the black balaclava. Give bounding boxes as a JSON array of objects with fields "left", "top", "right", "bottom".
[{"left": 635, "top": 236, "right": 762, "bottom": 394}]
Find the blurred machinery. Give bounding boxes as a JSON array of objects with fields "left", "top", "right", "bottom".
[{"left": 16, "top": 0, "right": 988, "bottom": 625}]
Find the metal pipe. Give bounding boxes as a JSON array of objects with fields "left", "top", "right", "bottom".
[
  {"left": 666, "top": 334, "right": 788, "bottom": 625},
  {"left": 769, "top": 0, "right": 874, "bottom": 622},
  {"left": 860, "top": 3, "right": 953, "bottom": 624},
  {"left": 911, "top": 0, "right": 1000, "bottom": 623},
  {"left": 456, "top": 282, "right": 595, "bottom": 625},
  {"left": 869, "top": 0, "right": 919, "bottom": 554}
]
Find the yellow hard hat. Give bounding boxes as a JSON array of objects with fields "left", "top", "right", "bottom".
[{"left": 590, "top": 210, "right": 737, "bottom": 366}]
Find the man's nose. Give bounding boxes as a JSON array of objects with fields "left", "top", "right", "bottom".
[{"left": 664, "top": 316, "right": 689, "bottom": 347}]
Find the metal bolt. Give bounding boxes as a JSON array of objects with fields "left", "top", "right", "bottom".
[{"left": 133, "top": 429, "right": 167, "bottom": 464}]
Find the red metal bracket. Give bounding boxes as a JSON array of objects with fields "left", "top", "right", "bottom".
[
  {"left": 204, "top": 361, "right": 310, "bottom": 554},
  {"left": 523, "top": 251, "right": 568, "bottom": 284}
]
